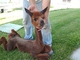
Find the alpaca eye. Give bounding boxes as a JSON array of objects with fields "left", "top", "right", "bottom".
[{"left": 33, "top": 18, "right": 37, "bottom": 21}]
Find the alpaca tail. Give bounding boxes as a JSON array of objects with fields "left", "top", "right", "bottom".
[{"left": 0, "top": 37, "right": 7, "bottom": 50}]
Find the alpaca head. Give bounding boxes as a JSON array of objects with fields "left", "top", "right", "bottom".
[{"left": 24, "top": 7, "right": 48, "bottom": 30}]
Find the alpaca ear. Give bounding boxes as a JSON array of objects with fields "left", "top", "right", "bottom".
[
  {"left": 41, "top": 7, "right": 48, "bottom": 14},
  {"left": 24, "top": 8, "right": 33, "bottom": 17}
]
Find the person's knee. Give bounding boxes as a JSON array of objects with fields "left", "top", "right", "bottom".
[
  {"left": 22, "top": 15, "right": 31, "bottom": 25},
  {"left": 22, "top": 18, "right": 27, "bottom": 25}
]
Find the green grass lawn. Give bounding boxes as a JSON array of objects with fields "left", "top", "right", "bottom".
[{"left": 0, "top": 8, "right": 80, "bottom": 60}]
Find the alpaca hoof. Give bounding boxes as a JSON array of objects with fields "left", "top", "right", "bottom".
[{"left": 47, "top": 49, "right": 53, "bottom": 56}]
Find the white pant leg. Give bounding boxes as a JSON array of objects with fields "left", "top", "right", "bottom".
[
  {"left": 42, "top": 21, "right": 52, "bottom": 46},
  {"left": 22, "top": 0, "right": 33, "bottom": 39}
]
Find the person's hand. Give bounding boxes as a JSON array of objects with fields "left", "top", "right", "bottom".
[{"left": 28, "top": 4, "right": 38, "bottom": 12}]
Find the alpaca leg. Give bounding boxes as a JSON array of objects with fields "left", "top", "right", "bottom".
[
  {"left": 7, "top": 40, "right": 16, "bottom": 51},
  {"left": 35, "top": 53, "right": 49, "bottom": 60}
]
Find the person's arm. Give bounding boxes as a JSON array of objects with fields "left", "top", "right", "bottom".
[
  {"left": 28, "top": 0, "right": 38, "bottom": 12},
  {"left": 42, "top": 0, "right": 51, "bottom": 23}
]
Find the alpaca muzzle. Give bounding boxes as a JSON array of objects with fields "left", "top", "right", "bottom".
[{"left": 40, "top": 20, "right": 44, "bottom": 27}]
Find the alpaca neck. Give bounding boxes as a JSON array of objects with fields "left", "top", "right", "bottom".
[{"left": 35, "top": 28, "right": 44, "bottom": 47}]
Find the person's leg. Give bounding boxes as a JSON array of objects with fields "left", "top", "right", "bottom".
[
  {"left": 22, "top": 0, "right": 33, "bottom": 40},
  {"left": 42, "top": 21, "right": 52, "bottom": 46},
  {"left": 42, "top": 21, "right": 53, "bottom": 55}
]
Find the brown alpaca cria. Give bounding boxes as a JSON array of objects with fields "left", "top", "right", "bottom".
[
  {"left": 0, "top": 7, "right": 51, "bottom": 60},
  {"left": 7, "top": 29, "right": 51, "bottom": 60}
]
